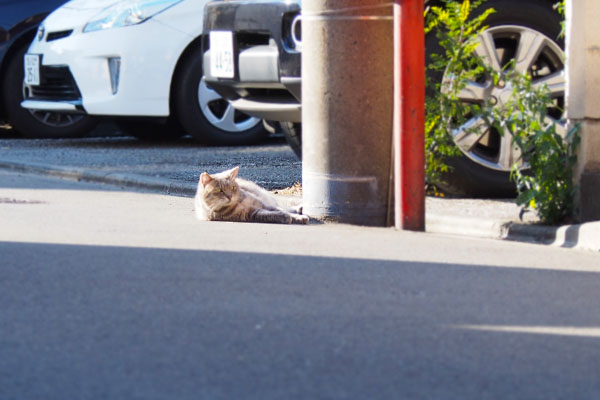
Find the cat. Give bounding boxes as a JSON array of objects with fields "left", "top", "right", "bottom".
[{"left": 195, "top": 166, "right": 309, "bottom": 224}]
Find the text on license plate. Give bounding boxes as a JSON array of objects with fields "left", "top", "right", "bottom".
[
  {"left": 210, "top": 31, "right": 234, "bottom": 79},
  {"left": 24, "top": 54, "right": 40, "bottom": 86}
]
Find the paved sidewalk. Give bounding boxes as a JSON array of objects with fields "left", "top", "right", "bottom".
[{"left": 0, "top": 141, "right": 598, "bottom": 253}]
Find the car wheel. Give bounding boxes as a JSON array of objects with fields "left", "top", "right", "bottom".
[
  {"left": 2, "top": 45, "right": 97, "bottom": 138},
  {"left": 427, "top": 0, "right": 564, "bottom": 197},
  {"left": 173, "top": 45, "right": 266, "bottom": 146},
  {"left": 280, "top": 121, "right": 302, "bottom": 159}
]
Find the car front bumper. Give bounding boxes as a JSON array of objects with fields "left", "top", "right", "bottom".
[
  {"left": 203, "top": 0, "right": 302, "bottom": 122},
  {"left": 21, "top": 2, "right": 201, "bottom": 117}
]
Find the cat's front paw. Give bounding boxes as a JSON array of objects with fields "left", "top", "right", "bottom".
[
  {"left": 291, "top": 214, "right": 309, "bottom": 224},
  {"left": 289, "top": 204, "right": 303, "bottom": 215}
]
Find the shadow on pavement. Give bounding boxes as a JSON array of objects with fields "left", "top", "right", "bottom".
[
  {"left": 2, "top": 240, "right": 599, "bottom": 400},
  {"left": 0, "top": 123, "right": 21, "bottom": 139}
]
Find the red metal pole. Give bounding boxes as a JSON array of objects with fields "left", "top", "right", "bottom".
[{"left": 394, "top": 0, "right": 425, "bottom": 231}]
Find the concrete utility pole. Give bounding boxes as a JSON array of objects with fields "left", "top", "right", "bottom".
[
  {"left": 302, "top": 0, "right": 394, "bottom": 226},
  {"left": 566, "top": 0, "right": 600, "bottom": 222}
]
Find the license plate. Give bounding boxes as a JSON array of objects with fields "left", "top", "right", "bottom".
[
  {"left": 210, "top": 31, "right": 234, "bottom": 79},
  {"left": 24, "top": 54, "right": 40, "bottom": 86}
]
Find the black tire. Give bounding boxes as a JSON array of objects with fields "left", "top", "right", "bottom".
[
  {"left": 115, "top": 117, "right": 185, "bottom": 141},
  {"left": 426, "top": 0, "right": 563, "bottom": 197},
  {"left": 173, "top": 44, "right": 267, "bottom": 146},
  {"left": 280, "top": 121, "right": 302, "bottom": 159},
  {"left": 2, "top": 44, "right": 97, "bottom": 138}
]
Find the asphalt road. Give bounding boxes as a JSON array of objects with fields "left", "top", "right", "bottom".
[
  {"left": 0, "top": 123, "right": 302, "bottom": 191},
  {"left": 2, "top": 170, "right": 600, "bottom": 400}
]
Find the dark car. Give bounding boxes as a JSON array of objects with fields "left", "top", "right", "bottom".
[
  {"left": 203, "top": 0, "right": 565, "bottom": 197},
  {"left": 0, "top": 0, "right": 96, "bottom": 137}
]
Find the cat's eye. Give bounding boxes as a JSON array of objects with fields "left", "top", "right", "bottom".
[{"left": 231, "top": 186, "right": 235, "bottom": 191}]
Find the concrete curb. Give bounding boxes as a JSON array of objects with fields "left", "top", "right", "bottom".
[
  {"left": 427, "top": 213, "right": 599, "bottom": 253},
  {"left": 1, "top": 159, "right": 598, "bottom": 252},
  {"left": 504, "top": 221, "right": 600, "bottom": 252},
  {"left": 0, "top": 159, "right": 197, "bottom": 197}
]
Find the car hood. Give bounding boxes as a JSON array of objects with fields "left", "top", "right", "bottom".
[
  {"left": 61, "top": 0, "right": 121, "bottom": 11},
  {"left": 35, "top": 0, "right": 202, "bottom": 39},
  {"left": 41, "top": 0, "right": 193, "bottom": 32},
  {"left": 39, "top": 0, "right": 121, "bottom": 32}
]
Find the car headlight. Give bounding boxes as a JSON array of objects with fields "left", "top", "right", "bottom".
[{"left": 83, "top": 0, "right": 184, "bottom": 33}]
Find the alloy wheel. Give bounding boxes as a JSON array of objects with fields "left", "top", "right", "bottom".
[
  {"left": 198, "top": 77, "right": 261, "bottom": 133},
  {"left": 446, "top": 25, "right": 565, "bottom": 172},
  {"left": 22, "top": 84, "right": 87, "bottom": 128},
  {"left": 27, "top": 109, "right": 86, "bottom": 128}
]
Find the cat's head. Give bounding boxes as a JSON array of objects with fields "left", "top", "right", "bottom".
[{"left": 199, "top": 166, "right": 241, "bottom": 208}]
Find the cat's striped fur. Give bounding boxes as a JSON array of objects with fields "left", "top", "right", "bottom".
[{"left": 195, "top": 166, "right": 308, "bottom": 224}]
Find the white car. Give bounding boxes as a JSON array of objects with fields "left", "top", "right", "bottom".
[{"left": 21, "top": 0, "right": 266, "bottom": 144}]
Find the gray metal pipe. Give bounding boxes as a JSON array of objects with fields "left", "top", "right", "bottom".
[{"left": 302, "top": 0, "right": 394, "bottom": 226}]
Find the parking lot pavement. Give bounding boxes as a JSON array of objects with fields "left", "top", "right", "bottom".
[
  {"left": 0, "top": 128, "right": 598, "bottom": 252},
  {"left": 0, "top": 129, "right": 301, "bottom": 194}
]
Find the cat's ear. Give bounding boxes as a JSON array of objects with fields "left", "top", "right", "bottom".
[
  {"left": 200, "top": 172, "right": 213, "bottom": 187},
  {"left": 229, "top": 166, "right": 240, "bottom": 180}
]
